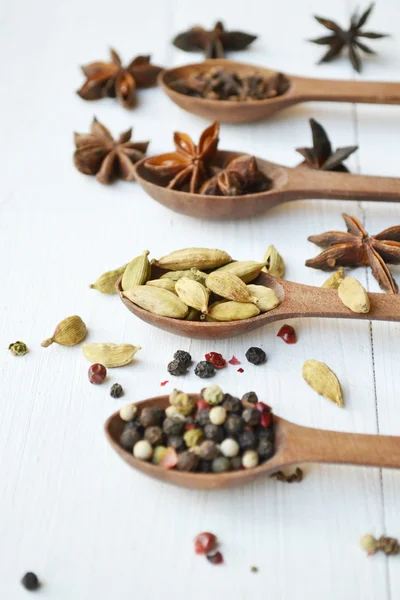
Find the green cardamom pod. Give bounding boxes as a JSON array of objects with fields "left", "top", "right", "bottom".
[
  {"left": 175, "top": 277, "right": 210, "bottom": 313},
  {"left": 207, "top": 301, "right": 260, "bottom": 321},
  {"left": 41, "top": 316, "right": 87, "bottom": 348},
  {"left": 213, "top": 260, "right": 268, "bottom": 283},
  {"left": 90, "top": 264, "right": 128, "bottom": 294},
  {"left": 262, "top": 245, "right": 285, "bottom": 278},
  {"left": 205, "top": 271, "right": 257, "bottom": 303},
  {"left": 160, "top": 269, "right": 207, "bottom": 283},
  {"left": 122, "top": 286, "right": 189, "bottom": 319},
  {"left": 247, "top": 285, "right": 280, "bottom": 313},
  {"left": 153, "top": 248, "right": 231, "bottom": 271},
  {"left": 82, "top": 343, "right": 141, "bottom": 367},
  {"left": 146, "top": 279, "right": 177, "bottom": 293},
  {"left": 321, "top": 268, "right": 345, "bottom": 289},
  {"left": 121, "top": 250, "right": 151, "bottom": 291}
]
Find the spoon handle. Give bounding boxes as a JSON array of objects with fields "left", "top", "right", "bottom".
[
  {"left": 294, "top": 77, "right": 400, "bottom": 105},
  {"left": 289, "top": 422, "right": 400, "bottom": 470},
  {"left": 286, "top": 168, "right": 400, "bottom": 203},
  {"left": 280, "top": 280, "right": 400, "bottom": 323}
]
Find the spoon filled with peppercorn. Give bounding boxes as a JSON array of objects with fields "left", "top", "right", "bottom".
[
  {"left": 105, "top": 391, "right": 400, "bottom": 490},
  {"left": 160, "top": 59, "right": 400, "bottom": 124}
]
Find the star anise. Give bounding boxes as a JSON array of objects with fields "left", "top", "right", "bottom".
[
  {"left": 306, "top": 214, "right": 400, "bottom": 293},
  {"left": 144, "top": 121, "right": 219, "bottom": 193},
  {"left": 296, "top": 118, "right": 358, "bottom": 173},
  {"left": 310, "top": 3, "right": 388, "bottom": 73},
  {"left": 77, "top": 49, "right": 162, "bottom": 109},
  {"left": 172, "top": 21, "right": 257, "bottom": 59},
  {"left": 74, "top": 118, "right": 149, "bottom": 185},
  {"left": 200, "top": 155, "right": 271, "bottom": 196}
]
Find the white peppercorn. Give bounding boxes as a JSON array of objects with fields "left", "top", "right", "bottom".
[
  {"left": 242, "top": 450, "right": 259, "bottom": 469},
  {"left": 133, "top": 440, "right": 153, "bottom": 461},
  {"left": 209, "top": 406, "right": 227, "bottom": 425},
  {"left": 220, "top": 438, "right": 240, "bottom": 458},
  {"left": 119, "top": 403, "right": 137, "bottom": 422}
]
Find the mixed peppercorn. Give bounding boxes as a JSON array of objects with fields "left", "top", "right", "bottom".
[
  {"left": 166, "top": 348, "right": 267, "bottom": 379},
  {"left": 118, "top": 386, "right": 275, "bottom": 473}
]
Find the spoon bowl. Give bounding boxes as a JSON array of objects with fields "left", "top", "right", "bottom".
[
  {"left": 118, "top": 269, "right": 400, "bottom": 340},
  {"left": 105, "top": 394, "right": 400, "bottom": 490},
  {"left": 160, "top": 59, "right": 400, "bottom": 123}
]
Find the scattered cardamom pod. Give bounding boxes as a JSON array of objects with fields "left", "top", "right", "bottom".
[
  {"left": 206, "top": 271, "right": 257, "bottom": 303},
  {"left": 41, "top": 316, "right": 87, "bottom": 348},
  {"left": 82, "top": 343, "right": 141, "bottom": 367},
  {"left": 121, "top": 250, "right": 151, "bottom": 291},
  {"left": 175, "top": 277, "right": 210, "bottom": 314},
  {"left": 90, "top": 264, "right": 128, "bottom": 294},
  {"left": 160, "top": 269, "right": 207, "bottom": 282},
  {"left": 262, "top": 245, "right": 285, "bottom": 278},
  {"left": 122, "top": 286, "right": 189, "bottom": 319},
  {"left": 146, "top": 279, "right": 177, "bottom": 293},
  {"left": 207, "top": 301, "right": 260, "bottom": 321},
  {"left": 321, "top": 268, "right": 345, "bottom": 289},
  {"left": 338, "top": 277, "right": 370, "bottom": 313},
  {"left": 246, "top": 285, "right": 280, "bottom": 313},
  {"left": 8, "top": 341, "right": 28, "bottom": 356},
  {"left": 302, "top": 359, "right": 344, "bottom": 407},
  {"left": 214, "top": 260, "right": 268, "bottom": 283},
  {"left": 153, "top": 248, "right": 232, "bottom": 271}
]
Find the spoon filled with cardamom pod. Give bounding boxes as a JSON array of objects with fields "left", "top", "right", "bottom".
[
  {"left": 115, "top": 247, "right": 400, "bottom": 341},
  {"left": 105, "top": 392, "right": 400, "bottom": 490},
  {"left": 159, "top": 59, "right": 400, "bottom": 123},
  {"left": 134, "top": 122, "right": 400, "bottom": 220}
]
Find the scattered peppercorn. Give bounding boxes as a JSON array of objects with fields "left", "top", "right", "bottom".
[
  {"left": 140, "top": 406, "right": 163, "bottom": 428},
  {"left": 167, "top": 435, "right": 186, "bottom": 451},
  {"left": 177, "top": 450, "right": 199, "bottom": 471},
  {"left": 21, "top": 572, "right": 40, "bottom": 591},
  {"left": 163, "top": 416, "right": 185, "bottom": 436},
  {"left": 245, "top": 347, "right": 267, "bottom": 365},
  {"left": 242, "top": 408, "right": 261, "bottom": 427},
  {"left": 277, "top": 324, "right": 297, "bottom": 344},
  {"left": 144, "top": 426, "right": 165, "bottom": 446},
  {"left": 88, "top": 363, "right": 107, "bottom": 384},
  {"left": 270, "top": 467, "right": 303, "bottom": 482},
  {"left": 110, "top": 383, "right": 123, "bottom": 398},
  {"left": 222, "top": 394, "right": 242, "bottom": 414},
  {"left": 204, "top": 423, "right": 224, "bottom": 443},
  {"left": 212, "top": 456, "right": 231, "bottom": 473},
  {"left": 198, "top": 440, "right": 220, "bottom": 460},
  {"left": 194, "top": 532, "right": 218, "bottom": 555},
  {"left": 251, "top": 566, "right": 259, "bottom": 573},
  {"left": 195, "top": 361, "right": 216, "bottom": 379},
  {"left": 205, "top": 351, "right": 226, "bottom": 369},
  {"left": 120, "top": 428, "right": 141, "bottom": 451},
  {"left": 238, "top": 430, "right": 257, "bottom": 451},
  {"left": 241, "top": 391, "right": 258, "bottom": 404},
  {"left": 228, "top": 355, "right": 241, "bottom": 365},
  {"left": 207, "top": 551, "right": 224, "bottom": 565},
  {"left": 237, "top": 368, "right": 244, "bottom": 373},
  {"left": 360, "top": 534, "right": 400, "bottom": 556},
  {"left": 9, "top": 341, "right": 28, "bottom": 356},
  {"left": 160, "top": 380, "right": 169, "bottom": 386},
  {"left": 258, "top": 439, "right": 274, "bottom": 460},
  {"left": 174, "top": 350, "right": 192, "bottom": 367},
  {"left": 224, "top": 415, "right": 244, "bottom": 436},
  {"left": 168, "top": 359, "right": 188, "bottom": 376},
  {"left": 195, "top": 408, "right": 211, "bottom": 427}
]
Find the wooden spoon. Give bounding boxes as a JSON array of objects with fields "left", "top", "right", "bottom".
[
  {"left": 160, "top": 59, "right": 400, "bottom": 123},
  {"left": 134, "top": 150, "right": 400, "bottom": 220},
  {"left": 117, "top": 270, "right": 400, "bottom": 340},
  {"left": 105, "top": 395, "right": 400, "bottom": 490}
]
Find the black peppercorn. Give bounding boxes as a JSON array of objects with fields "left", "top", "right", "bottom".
[
  {"left": 194, "top": 360, "right": 216, "bottom": 379},
  {"left": 123, "top": 419, "right": 142, "bottom": 433},
  {"left": 21, "top": 572, "right": 40, "bottom": 591},
  {"left": 242, "top": 408, "right": 261, "bottom": 427},
  {"left": 238, "top": 430, "right": 257, "bottom": 451},
  {"left": 224, "top": 415, "right": 244, "bottom": 436},
  {"left": 195, "top": 408, "right": 211, "bottom": 427},
  {"left": 198, "top": 440, "right": 219, "bottom": 460},
  {"left": 230, "top": 456, "right": 243, "bottom": 471},
  {"left": 167, "top": 359, "right": 188, "bottom": 376},
  {"left": 241, "top": 391, "right": 258, "bottom": 404},
  {"left": 177, "top": 451, "right": 199, "bottom": 472},
  {"left": 120, "top": 428, "right": 141, "bottom": 451},
  {"left": 173, "top": 350, "right": 192, "bottom": 367},
  {"left": 258, "top": 439, "right": 274, "bottom": 461},
  {"left": 110, "top": 383, "right": 123, "bottom": 398},
  {"left": 245, "top": 347, "right": 267, "bottom": 365},
  {"left": 198, "top": 459, "right": 213, "bottom": 473},
  {"left": 144, "top": 426, "right": 165, "bottom": 446},
  {"left": 163, "top": 416, "right": 185, "bottom": 436},
  {"left": 204, "top": 423, "right": 224, "bottom": 443},
  {"left": 222, "top": 394, "right": 242, "bottom": 414},
  {"left": 212, "top": 456, "right": 231, "bottom": 473},
  {"left": 167, "top": 435, "right": 186, "bottom": 452},
  {"left": 140, "top": 406, "right": 163, "bottom": 428},
  {"left": 257, "top": 427, "right": 274, "bottom": 442}
]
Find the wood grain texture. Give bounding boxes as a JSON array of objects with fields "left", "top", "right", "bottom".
[{"left": 0, "top": 0, "right": 399, "bottom": 598}]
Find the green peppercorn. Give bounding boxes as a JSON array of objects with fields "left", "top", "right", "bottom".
[
  {"left": 140, "top": 406, "right": 163, "bottom": 428},
  {"left": 170, "top": 390, "right": 196, "bottom": 416},
  {"left": 212, "top": 456, "right": 231, "bottom": 473},
  {"left": 224, "top": 415, "right": 244, "bottom": 436},
  {"left": 177, "top": 451, "right": 199, "bottom": 472},
  {"left": 242, "top": 408, "right": 261, "bottom": 427},
  {"left": 144, "top": 426, "right": 165, "bottom": 446},
  {"left": 204, "top": 424, "right": 224, "bottom": 443},
  {"left": 163, "top": 417, "right": 185, "bottom": 436},
  {"left": 9, "top": 341, "right": 28, "bottom": 356},
  {"left": 184, "top": 428, "right": 204, "bottom": 448},
  {"left": 120, "top": 428, "right": 141, "bottom": 451}
]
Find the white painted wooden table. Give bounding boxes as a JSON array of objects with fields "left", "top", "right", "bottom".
[{"left": 1, "top": 0, "right": 399, "bottom": 597}]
